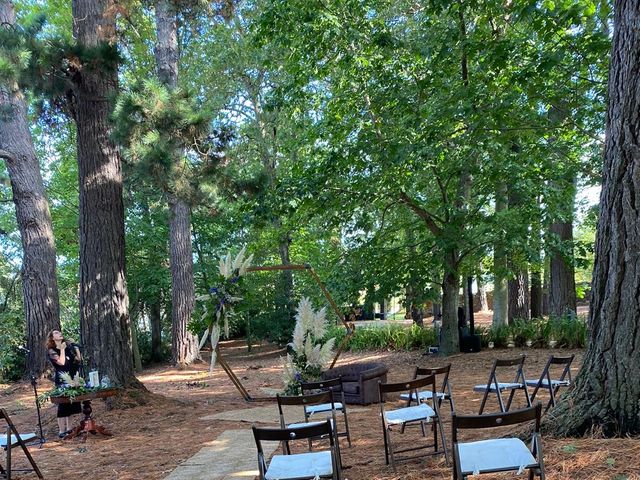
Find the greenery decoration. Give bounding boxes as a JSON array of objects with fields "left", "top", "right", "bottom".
[
  {"left": 197, "top": 247, "right": 253, "bottom": 371},
  {"left": 36, "top": 373, "right": 112, "bottom": 406},
  {"left": 283, "top": 297, "right": 336, "bottom": 395}
]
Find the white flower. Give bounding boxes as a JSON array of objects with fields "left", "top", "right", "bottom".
[
  {"left": 290, "top": 321, "right": 305, "bottom": 353},
  {"left": 239, "top": 254, "right": 253, "bottom": 276},
  {"left": 311, "top": 307, "right": 328, "bottom": 339}
]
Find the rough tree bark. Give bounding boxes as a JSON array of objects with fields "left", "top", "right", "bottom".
[
  {"left": 72, "top": 0, "right": 137, "bottom": 387},
  {"left": 530, "top": 270, "right": 543, "bottom": 318},
  {"left": 168, "top": 198, "right": 199, "bottom": 365},
  {"left": 0, "top": 0, "right": 61, "bottom": 378},
  {"left": 149, "top": 300, "right": 163, "bottom": 362},
  {"left": 508, "top": 269, "right": 529, "bottom": 322},
  {"left": 549, "top": 220, "right": 577, "bottom": 317},
  {"left": 548, "top": 0, "right": 640, "bottom": 436},
  {"left": 154, "top": 0, "right": 199, "bottom": 366},
  {"left": 548, "top": 104, "right": 577, "bottom": 318}
]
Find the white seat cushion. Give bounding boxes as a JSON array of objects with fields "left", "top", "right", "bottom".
[
  {"left": 384, "top": 403, "right": 435, "bottom": 425},
  {"left": 525, "top": 379, "right": 570, "bottom": 387},
  {"left": 0, "top": 433, "right": 37, "bottom": 448},
  {"left": 458, "top": 438, "right": 537, "bottom": 475},
  {"left": 287, "top": 419, "right": 334, "bottom": 430},
  {"left": 265, "top": 451, "right": 333, "bottom": 479},
  {"left": 305, "top": 402, "right": 344, "bottom": 414},
  {"left": 473, "top": 382, "right": 523, "bottom": 392},
  {"left": 399, "top": 391, "right": 446, "bottom": 401}
]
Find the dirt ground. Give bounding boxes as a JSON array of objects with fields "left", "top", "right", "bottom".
[{"left": 1, "top": 337, "right": 638, "bottom": 480}]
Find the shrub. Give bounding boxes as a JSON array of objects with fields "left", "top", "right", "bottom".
[
  {"left": 324, "top": 324, "right": 437, "bottom": 352},
  {"left": 481, "top": 315, "right": 587, "bottom": 349}
]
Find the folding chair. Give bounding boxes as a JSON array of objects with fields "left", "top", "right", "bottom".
[
  {"left": 0, "top": 409, "right": 43, "bottom": 479},
  {"left": 473, "top": 356, "right": 531, "bottom": 414},
  {"left": 252, "top": 420, "right": 341, "bottom": 480},
  {"left": 525, "top": 354, "right": 574, "bottom": 413},
  {"left": 452, "top": 403, "right": 545, "bottom": 479},
  {"left": 400, "top": 364, "right": 455, "bottom": 413},
  {"left": 378, "top": 375, "right": 449, "bottom": 470},
  {"left": 301, "top": 377, "right": 351, "bottom": 447},
  {"left": 276, "top": 391, "right": 339, "bottom": 457}
]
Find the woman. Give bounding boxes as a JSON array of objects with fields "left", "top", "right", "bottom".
[{"left": 46, "top": 330, "right": 82, "bottom": 438}]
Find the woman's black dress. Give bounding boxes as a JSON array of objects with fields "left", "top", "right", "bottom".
[{"left": 48, "top": 346, "right": 82, "bottom": 418}]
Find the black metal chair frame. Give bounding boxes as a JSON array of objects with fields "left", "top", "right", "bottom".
[
  {"left": 378, "top": 375, "right": 449, "bottom": 470},
  {"left": 301, "top": 377, "right": 351, "bottom": 447},
  {"left": 527, "top": 354, "right": 574, "bottom": 413},
  {"left": 452, "top": 403, "right": 545, "bottom": 479},
  {"left": 252, "top": 420, "right": 341, "bottom": 480},
  {"left": 0, "top": 409, "right": 43, "bottom": 480},
  {"left": 276, "top": 391, "right": 340, "bottom": 460},
  {"left": 475, "top": 356, "right": 531, "bottom": 414},
  {"left": 405, "top": 364, "right": 455, "bottom": 413}
]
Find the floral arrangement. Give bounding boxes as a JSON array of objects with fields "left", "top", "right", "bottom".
[
  {"left": 197, "top": 247, "right": 253, "bottom": 371},
  {"left": 283, "top": 297, "right": 336, "bottom": 395},
  {"left": 37, "top": 373, "right": 112, "bottom": 406}
]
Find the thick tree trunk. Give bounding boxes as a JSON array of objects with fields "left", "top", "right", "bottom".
[
  {"left": 155, "top": 0, "right": 199, "bottom": 365},
  {"left": 130, "top": 301, "right": 142, "bottom": 372},
  {"left": 530, "top": 270, "right": 543, "bottom": 319},
  {"left": 440, "top": 252, "right": 460, "bottom": 355},
  {"left": 492, "top": 185, "right": 508, "bottom": 326},
  {"left": 149, "top": 300, "right": 163, "bottom": 362},
  {"left": 508, "top": 269, "right": 529, "bottom": 322},
  {"left": 0, "top": 1, "right": 61, "bottom": 378},
  {"left": 72, "top": 0, "right": 137, "bottom": 387},
  {"left": 549, "top": 220, "right": 577, "bottom": 317},
  {"left": 548, "top": 103, "right": 577, "bottom": 318},
  {"left": 169, "top": 198, "right": 199, "bottom": 365},
  {"left": 549, "top": 0, "right": 640, "bottom": 436}
]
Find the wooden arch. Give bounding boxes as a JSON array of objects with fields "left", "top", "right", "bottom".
[{"left": 214, "top": 263, "right": 355, "bottom": 402}]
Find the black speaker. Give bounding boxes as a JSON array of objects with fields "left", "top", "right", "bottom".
[{"left": 461, "top": 334, "right": 482, "bottom": 353}]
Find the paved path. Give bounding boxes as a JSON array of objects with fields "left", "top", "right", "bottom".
[
  {"left": 163, "top": 429, "right": 278, "bottom": 480},
  {"left": 165, "top": 404, "right": 370, "bottom": 479}
]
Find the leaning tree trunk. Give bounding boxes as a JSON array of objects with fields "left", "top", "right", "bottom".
[
  {"left": 155, "top": 0, "right": 199, "bottom": 366},
  {"left": 72, "top": 0, "right": 137, "bottom": 387},
  {"left": 0, "top": 0, "right": 60, "bottom": 378},
  {"left": 548, "top": 0, "right": 640, "bottom": 436}
]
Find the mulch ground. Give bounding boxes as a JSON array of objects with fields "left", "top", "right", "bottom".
[{"left": 1, "top": 339, "right": 638, "bottom": 480}]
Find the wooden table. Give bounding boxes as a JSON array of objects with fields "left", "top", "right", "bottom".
[{"left": 50, "top": 388, "right": 119, "bottom": 441}]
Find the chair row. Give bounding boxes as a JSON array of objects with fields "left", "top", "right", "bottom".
[
  {"left": 473, "top": 354, "right": 574, "bottom": 414},
  {"left": 251, "top": 354, "right": 573, "bottom": 479},
  {"left": 252, "top": 371, "right": 548, "bottom": 479}
]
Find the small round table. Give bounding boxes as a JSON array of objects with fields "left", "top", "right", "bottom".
[{"left": 50, "top": 388, "right": 119, "bottom": 441}]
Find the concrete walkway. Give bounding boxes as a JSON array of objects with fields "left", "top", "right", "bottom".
[
  {"left": 163, "top": 429, "right": 278, "bottom": 480},
  {"left": 165, "top": 404, "right": 370, "bottom": 479}
]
